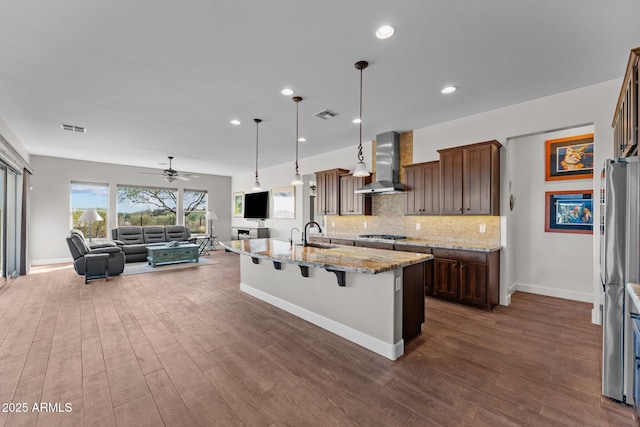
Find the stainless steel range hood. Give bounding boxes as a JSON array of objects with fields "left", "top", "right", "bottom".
[{"left": 354, "top": 131, "right": 406, "bottom": 194}]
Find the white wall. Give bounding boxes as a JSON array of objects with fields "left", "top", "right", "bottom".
[
  {"left": 508, "top": 125, "right": 595, "bottom": 302},
  {"left": 233, "top": 79, "right": 620, "bottom": 321},
  {"left": 30, "top": 155, "right": 231, "bottom": 265}
]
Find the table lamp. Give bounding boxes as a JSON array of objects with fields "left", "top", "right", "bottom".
[
  {"left": 206, "top": 209, "right": 218, "bottom": 237},
  {"left": 79, "top": 208, "right": 103, "bottom": 242}
]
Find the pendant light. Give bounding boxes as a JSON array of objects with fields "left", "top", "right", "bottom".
[
  {"left": 251, "top": 118, "right": 263, "bottom": 191},
  {"left": 291, "top": 96, "right": 304, "bottom": 185},
  {"left": 353, "top": 60, "right": 370, "bottom": 177}
]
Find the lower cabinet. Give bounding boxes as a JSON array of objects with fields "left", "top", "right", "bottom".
[
  {"left": 395, "top": 244, "right": 434, "bottom": 296},
  {"left": 432, "top": 248, "right": 499, "bottom": 311}
]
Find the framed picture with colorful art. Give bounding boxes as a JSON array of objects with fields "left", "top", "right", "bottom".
[
  {"left": 545, "top": 133, "right": 594, "bottom": 181},
  {"left": 233, "top": 192, "right": 244, "bottom": 217},
  {"left": 544, "top": 190, "right": 593, "bottom": 234}
]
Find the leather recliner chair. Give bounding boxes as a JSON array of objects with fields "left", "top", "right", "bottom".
[{"left": 66, "top": 231, "right": 126, "bottom": 278}]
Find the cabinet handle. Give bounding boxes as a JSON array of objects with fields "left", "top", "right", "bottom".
[
  {"left": 459, "top": 208, "right": 463, "bottom": 213},
  {"left": 466, "top": 208, "right": 470, "bottom": 211}
]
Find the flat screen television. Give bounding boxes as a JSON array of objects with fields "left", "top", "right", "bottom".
[{"left": 244, "top": 191, "right": 269, "bottom": 219}]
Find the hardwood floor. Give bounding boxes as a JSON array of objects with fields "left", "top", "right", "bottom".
[{"left": 0, "top": 251, "right": 634, "bottom": 426}]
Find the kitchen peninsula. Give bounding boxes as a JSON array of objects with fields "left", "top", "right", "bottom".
[{"left": 221, "top": 238, "right": 432, "bottom": 360}]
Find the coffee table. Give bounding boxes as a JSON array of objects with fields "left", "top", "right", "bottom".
[{"left": 147, "top": 243, "right": 199, "bottom": 267}]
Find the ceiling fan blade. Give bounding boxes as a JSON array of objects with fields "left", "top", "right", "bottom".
[
  {"left": 176, "top": 175, "right": 191, "bottom": 181},
  {"left": 179, "top": 173, "right": 199, "bottom": 178},
  {"left": 138, "top": 171, "right": 164, "bottom": 175}
]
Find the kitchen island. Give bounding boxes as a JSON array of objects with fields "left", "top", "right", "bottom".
[{"left": 221, "top": 238, "right": 432, "bottom": 360}]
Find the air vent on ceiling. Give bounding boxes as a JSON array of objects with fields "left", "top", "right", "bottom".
[
  {"left": 61, "top": 123, "right": 86, "bottom": 133},
  {"left": 314, "top": 109, "right": 337, "bottom": 120}
]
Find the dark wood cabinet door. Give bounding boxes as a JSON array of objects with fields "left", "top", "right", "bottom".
[
  {"left": 464, "top": 144, "right": 493, "bottom": 215},
  {"left": 434, "top": 257, "right": 459, "bottom": 299},
  {"left": 402, "top": 262, "right": 425, "bottom": 343},
  {"left": 325, "top": 171, "right": 338, "bottom": 215},
  {"left": 422, "top": 162, "right": 440, "bottom": 215},
  {"left": 315, "top": 172, "right": 327, "bottom": 215},
  {"left": 339, "top": 174, "right": 353, "bottom": 215},
  {"left": 404, "top": 161, "right": 439, "bottom": 215},
  {"left": 404, "top": 164, "right": 424, "bottom": 214},
  {"left": 459, "top": 261, "right": 488, "bottom": 305},
  {"left": 440, "top": 150, "right": 464, "bottom": 215}
]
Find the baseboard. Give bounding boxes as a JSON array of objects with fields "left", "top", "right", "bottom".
[
  {"left": 30, "top": 257, "right": 72, "bottom": 266},
  {"left": 240, "top": 282, "right": 404, "bottom": 360},
  {"left": 512, "top": 282, "right": 592, "bottom": 303}
]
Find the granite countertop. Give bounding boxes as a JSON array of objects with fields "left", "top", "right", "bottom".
[
  {"left": 221, "top": 238, "right": 432, "bottom": 274},
  {"left": 627, "top": 283, "right": 640, "bottom": 313},
  {"left": 316, "top": 235, "right": 502, "bottom": 253}
]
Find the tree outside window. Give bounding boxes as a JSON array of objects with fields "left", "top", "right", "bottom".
[
  {"left": 71, "top": 182, "right": 108, "bottom": 238},
  {"left": 184, "top": 190, "right": 207, "bottom": 234},
  {"left": 117, "top": 185, "right": 177, "bottom": 226}
]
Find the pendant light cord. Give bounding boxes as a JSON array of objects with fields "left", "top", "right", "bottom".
[
  {"left": 254, "top": 118, "right": 262, "bottom": 181},
  {"left": 295, "top": 99, "right": 299, "bottom": 174},
  {"left": 358, "top": 65, "right": 364, "bottom": 162}
]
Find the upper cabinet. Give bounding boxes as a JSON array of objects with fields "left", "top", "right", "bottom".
[
  {"left": 404, "top": 161, "right": 440, "bottom": 215},
  {"left": 438, "top": 140, "right": 501, "bottom": 216},
  {"left": 315, "top": 168, "right": 348, "bottom": 215},
  {"left": 613, "top": 47, "right": 640, "bottom": 158},
  {"left": 339, "top": 174, "right": 372, "bottom": 215}
]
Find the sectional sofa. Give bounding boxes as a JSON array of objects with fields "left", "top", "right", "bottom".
[{"left": 111, "top": 225, "right": 197, "bottom": 263}]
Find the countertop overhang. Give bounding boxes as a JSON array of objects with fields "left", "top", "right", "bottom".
[{"left": 221, "top": 238, "right": 432, "bottom": 274}]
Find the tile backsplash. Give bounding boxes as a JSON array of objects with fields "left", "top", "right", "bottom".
[{"left": 321, "top": 194, "right": 500, "bottom": 246}]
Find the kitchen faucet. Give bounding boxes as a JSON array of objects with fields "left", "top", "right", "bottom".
[
  {"left": 303, "top": 221, "right": 322, "bottom": 247},
  {"left": 289, "top": 227, "right": 300, "bottom": 246}
]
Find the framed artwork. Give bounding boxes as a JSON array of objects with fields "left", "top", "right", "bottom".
[
  {"left": 545, "top": 133, "right": 594, "bottom": 181},
  {"left": 271, "top": 186, "right": 295, "bottom": 219},
  {"left": 233, "top": 192, "right": 244, "bottom": 217},
  {"left": 545, "top": 190, "right": 593, "bottom": 234}
]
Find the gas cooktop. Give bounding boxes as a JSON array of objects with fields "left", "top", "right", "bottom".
[{"left": 359, "top": 234, "right": 407, "bottom": 240}]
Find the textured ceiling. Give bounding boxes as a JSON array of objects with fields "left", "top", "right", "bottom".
[{"left": 1, "top": 1, "right": 639, "bottom": 176}]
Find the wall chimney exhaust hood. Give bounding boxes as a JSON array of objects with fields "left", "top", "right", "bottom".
[{"left": 354, "top": 131, "right": 406, "bottom": 194}]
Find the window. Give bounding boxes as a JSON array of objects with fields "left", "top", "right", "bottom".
[
  {"left": 184, "top": 190, "right": 207, "bottom": 234},
  {"left": 117, "top": 185, "right": 177, "bottom": 226},
  {"left": 71, "top": 182, "right": 109, "bottom": 238}
]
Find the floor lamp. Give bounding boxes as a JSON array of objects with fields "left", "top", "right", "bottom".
[
  {"left": 206, "top": 210, "right": 218, "bottom": 250},
  {"left": 79, "top": 208, "right": 103, "bottom": 242}
]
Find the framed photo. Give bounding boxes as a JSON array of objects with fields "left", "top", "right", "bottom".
[
  {"left": 271, "top": 186, "right": 295, "bottom": 219},
  {"left": 233, "top": 192, "right": 244, "bottom": 217},
  {"left": 545, "top": 190, "right": 593, "bottom": 234},
  {"left": 545, "top": 133, "right": 594, "bottom": 181}
]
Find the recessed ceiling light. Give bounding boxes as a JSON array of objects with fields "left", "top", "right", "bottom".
[
  {"left": 281, "top": 88, "right": 294, "bottom": 96},
  {"left": 230, "top": 119, "right": 241, "bottom": 125},
  {"left": 352, "top": 118, "right": 362, "bottom": 124},
  {"left": 441, "top": 86, "right": 457, "bottom": 94},
  {"left": 298, "top": 137, "right": 306, "bottom": 142},
  {"left": 375, "top": 25, "right": 395, "bottom": 39}
]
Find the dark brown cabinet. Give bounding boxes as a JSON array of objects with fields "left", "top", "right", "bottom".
[
  {"left": 395, "top": 244, "right": 434, "bottom": 296},
  {"left": 354, "top": 240, "right": 394, "bottom": 250},
  {"left": 438, "top": 140, "right": 501, "bottom": 216},
  {"left": 315, "top": 168, "right": 348, "bottom": 215},
  {"left": 404, "top": 161, "right": 440, "bottom": 215},
  {"left": 613, "top": 47, "right": 639, "bottom": 158},
  {"left": 339, "top": 174, "right": 371, "bottom": 215},
  {"left": 432, "top": 248, "right": 500, "bottom": 311}
]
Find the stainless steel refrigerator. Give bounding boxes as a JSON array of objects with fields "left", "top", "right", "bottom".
[{"left": 601, "top": 157, "right": 639, "bottom": 403}]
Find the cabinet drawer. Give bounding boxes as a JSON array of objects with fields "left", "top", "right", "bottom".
[
  {"left": 330, "top": 238, "right": 355, "bottom": 246},
  {"left": 354, "top": 240, "right": 394, "bottom": 250},
  {"left": 395, "top": 244, "right": 432, "bottom": 254},
  {"left": 432, "top": 248, "right": 486, "bottom": 263}
]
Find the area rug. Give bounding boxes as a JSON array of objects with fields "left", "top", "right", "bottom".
[{"left": 123, "top": 257, "right": 217, "bottom": 275}]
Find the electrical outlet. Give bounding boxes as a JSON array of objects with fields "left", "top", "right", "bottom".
[
  {"left": 363, "top": 222, "right": 368, "bottom": 228},
  {"left": 416, "top": 223, "right": 421, "bottom": 230},
  {"left": 395, "top": 276, "right": 402, "bottom": 292},
  {"left": 331, "top": 221, "right": 335, "bottom": 227},
  {"left": 479, "top": 224, "right": 486, "bottom": 233}
]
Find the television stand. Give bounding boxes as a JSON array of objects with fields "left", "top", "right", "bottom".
[{"left": 231, "top": 226, "right": 270, "bottom": 240}]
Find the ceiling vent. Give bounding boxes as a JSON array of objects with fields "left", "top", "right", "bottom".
[
  {"left": 314, "top": 109, "right": 337, "bottom": 120},
  {"left": 61, "top": 123, "right": 86, "bottom": 133}
]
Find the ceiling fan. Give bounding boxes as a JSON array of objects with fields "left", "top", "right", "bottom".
[{"left": 139, "top": 156, "right": 198, "bottom": 182}]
